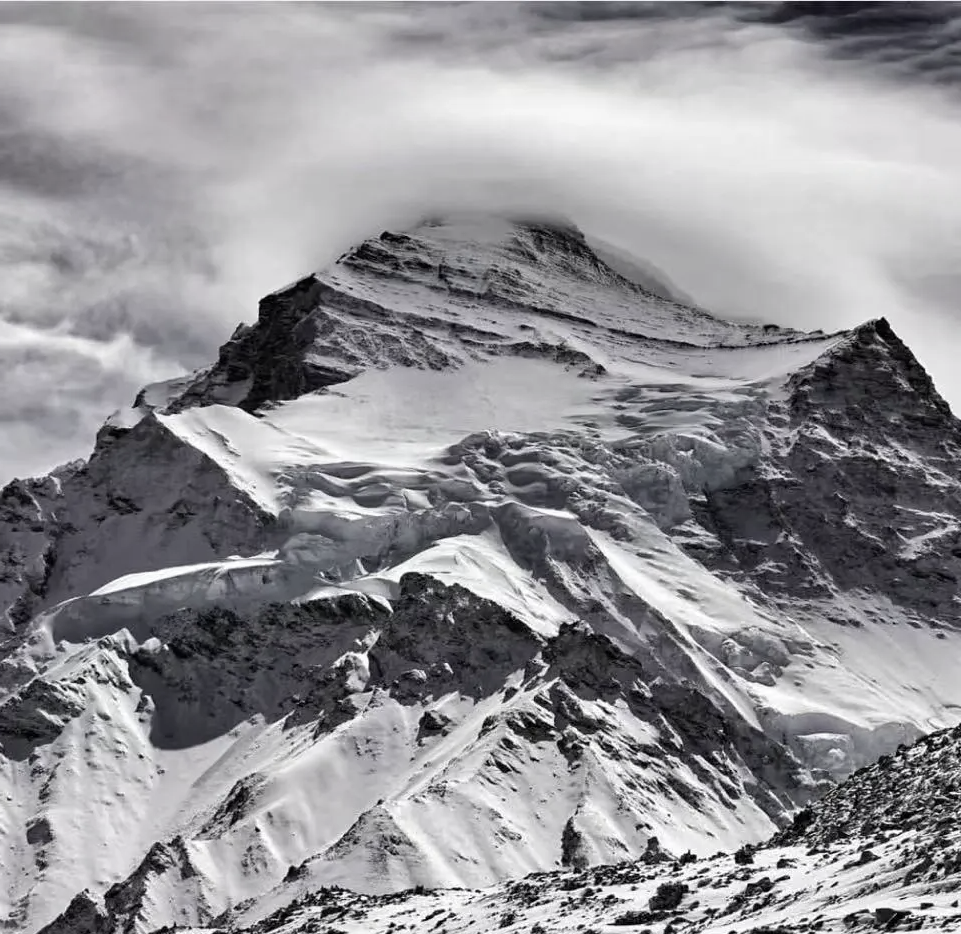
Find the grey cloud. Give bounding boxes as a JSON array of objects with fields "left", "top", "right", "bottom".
[{"left": 2, "top": 3, "right": 961, "bottom": 480}]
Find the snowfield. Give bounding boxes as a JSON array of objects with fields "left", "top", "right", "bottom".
[{"left": 1, "top": 215, "right": 960, "bottom": 933}]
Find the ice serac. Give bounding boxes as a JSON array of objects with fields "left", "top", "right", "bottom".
[{"left": 2, "top": 214, "right": 961, "bottom": 934}]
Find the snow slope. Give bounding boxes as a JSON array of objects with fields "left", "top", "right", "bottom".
[
  {"left": 174, "top": 719, "right": 961, "bottom": 934},
  {"left": 1, "top": 214, "right": 960, "bottom": 933}
]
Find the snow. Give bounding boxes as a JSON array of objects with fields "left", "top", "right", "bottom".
[
  {"left": 3, "top": 214, "right": 961, "bottom": 934},
  {"left": 267, "top": 358, "right": 615, "bottom": 462},
  {"left": 88, "top": 556, "right": 280, "bottom": 598},
  {"left": 301, "top": 530, "right": 573, "bottom": 639},
  {"left": 183, "top": 717, "right": 961, "bottom": 934}
]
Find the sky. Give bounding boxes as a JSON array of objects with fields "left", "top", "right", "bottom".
[{"left": 2, "top": 2, "right": 961, "bottom": 480}]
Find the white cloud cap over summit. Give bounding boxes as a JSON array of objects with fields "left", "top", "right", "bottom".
[{"left": 2, "top": 3, "right": 961, "bottom": 478}]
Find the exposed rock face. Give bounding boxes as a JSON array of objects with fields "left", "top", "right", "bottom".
[
  {"left": 695, "top": 318, "right": 961, "bottom": 618},
  {"left": 2, "top": 214, "right": 961, "bottom": 934},
  {"left": 0, "top": 474, "right": 64, "bottom": 629},
  {"left": 0, "top": 414, "right": 272, "bottom": 638},
  {"left": 36, "top": 839, "right": 205, "bottom": 934},
  {"left": 165, "top": 275, "right": 457, "bottom": 414}
]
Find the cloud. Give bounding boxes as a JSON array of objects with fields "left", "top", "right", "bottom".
[{"left": 2, "top": 3, "right": 961, "bottom": 479}]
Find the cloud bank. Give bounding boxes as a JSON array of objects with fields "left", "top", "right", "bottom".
[{"left": 2, "top": 2, "right": 961, "bottom": 479}]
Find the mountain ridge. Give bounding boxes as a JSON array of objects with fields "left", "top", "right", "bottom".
[
  {"left": 2, "top": 213, "right": 960, "bottom": 933},
  {"left": 159, "top": 718, "right": 961, "bottom": 934}
]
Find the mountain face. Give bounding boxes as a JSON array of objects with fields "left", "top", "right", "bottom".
[
  {"left": 1, "top": 214, "right": 960, "bottom": 934},
  {"left": 136, "top": 719, "right": 961, "bottom": 934}
]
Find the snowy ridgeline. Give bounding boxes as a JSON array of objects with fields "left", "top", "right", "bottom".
[
  {"left": 1, "top": 215, "right": 961, "bottom": 934},
  {"left": 162, "top": 719, "right": 961, "bottom": 934}
]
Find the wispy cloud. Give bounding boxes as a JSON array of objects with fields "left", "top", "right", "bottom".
[{"left": 2, "top": 3, "right": 961, "bottom": 479}]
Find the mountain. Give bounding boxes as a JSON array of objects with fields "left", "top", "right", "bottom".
[
  {"left": 147, "top": 719, "right": 961, "bottom": 934},
  {"left": 1, "top": 214, "right": 960, "bottom": 934}
]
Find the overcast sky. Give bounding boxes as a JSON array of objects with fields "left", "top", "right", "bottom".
[{"left": 3, "top": 2, "right": 961, "bottom": 481}]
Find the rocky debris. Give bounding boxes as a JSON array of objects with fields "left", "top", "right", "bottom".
[
  {"left": 735, "top": 843, "right": 757, "bottom": 865},
  {"left": 641, "top": 837, "right": 667, "bottom": 865},
  {"left": 873, "top": 906, "right": 912, "bottom": 928},
  {"left": 415, "top": 708, "right": 451, "bottom": 740},
  {"left": 24, "top": 817, "right": 53, "bottom": 847},
  {"left": 649, "top": 880, "right": 688, "bottom": 911},
  {"left": 775, "top": 721, "right": 961, "bottom": 856}
]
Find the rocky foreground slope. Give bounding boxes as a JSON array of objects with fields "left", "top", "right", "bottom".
[{"left": 1, "top": 214, "right": 960, "bottom": 933}]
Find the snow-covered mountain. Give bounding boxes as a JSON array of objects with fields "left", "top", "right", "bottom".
[
  {"left": 165, "top": 718, "right": 961, "bottom": 934},
  {"left": 2, "top": 214, "right": 960, "bottom": 934}
]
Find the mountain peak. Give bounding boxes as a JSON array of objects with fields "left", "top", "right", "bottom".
[
  {"left": 5, "top": 211, "right": 961, "bottom": 934},
  {"left": 788, "top": 314, "right": 958, "bottom": 438},
  {"left": 140, "top": 213, "right": 828, "bottom": 419}
]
